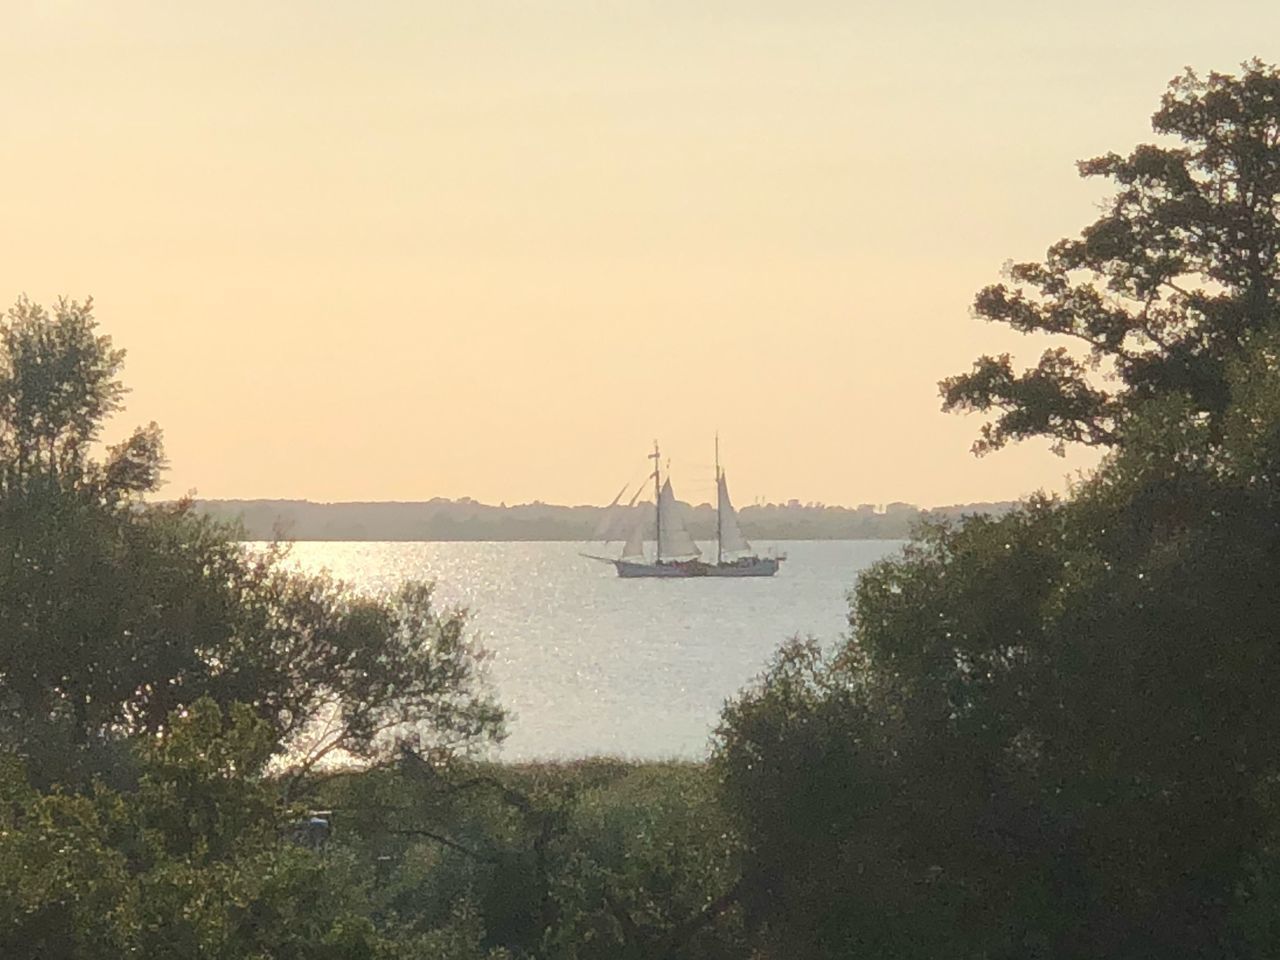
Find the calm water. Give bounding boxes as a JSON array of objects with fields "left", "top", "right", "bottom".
[{"left": 272, "top": 540, "right": 905, "bottom": 760}]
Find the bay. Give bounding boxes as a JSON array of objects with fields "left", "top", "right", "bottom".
[{"left": 271, "top": 539, "right": 906, "bottom": 760}]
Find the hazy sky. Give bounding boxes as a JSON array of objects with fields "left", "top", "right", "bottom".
[{"left": 4, "top": 2, "right": 1278, "bottom": 507}]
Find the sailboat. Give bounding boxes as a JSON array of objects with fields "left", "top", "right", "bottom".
[{"left": 583, "top": 439, "right": 785, "bottom": 578}]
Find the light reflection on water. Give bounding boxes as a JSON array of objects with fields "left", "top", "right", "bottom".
[{"left": 262, "top": 540, "right": 905, "bottom": 760}]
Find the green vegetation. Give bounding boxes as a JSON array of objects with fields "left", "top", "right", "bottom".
[
  {"left": 0, "top": 298, "right": 510, "bottom": 956},
  {"left": 943, "top": 60, "right": 1280, "bottom": 456},
  {"left": 716, "top": 60, "right": 1280, "bottom": 958},
  {"left": 0, "top": 296, "right": 502, "bottom": 791},
  {"left": 314, "top": 758, "right": 744, "bottom": 959},
  {"left": 7, "top": 60, "right": 1280, "bottom": 959}
]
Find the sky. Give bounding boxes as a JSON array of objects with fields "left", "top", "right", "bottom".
[{"left": 3, "top": 1, "right": 1278, "bottom": 508}]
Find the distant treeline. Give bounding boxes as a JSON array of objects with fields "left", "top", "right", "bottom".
[{"left": 193, "top": 497, "right": 1018, "bottom": 542}]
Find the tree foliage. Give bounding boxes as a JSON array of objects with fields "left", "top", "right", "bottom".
[
  {"left": 943, "top": 60, "right": 1280, "bottom": 454},
  {"left": 718, "top": 420, "right": 1280, "bottom": 957},
  {"left": 716, "top": 61, "right": 1280, "bottom": 960},
  {"left": 0, "top": 700, "right": 429, "bottom": 960},
  {"left": 0, "top": 296, "right": 160, "bottom": 498},
  {"left": 0, "top": 297, "right": 503, "bottom": 786},
  {"left": 320, "top": 758, "right": 745, "bottom": 960},
  {"left": 0, "top": 295, "right": 514, "bottom": 956}
]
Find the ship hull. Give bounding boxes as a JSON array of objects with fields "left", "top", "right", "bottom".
[
  {"left": 704, "top": 557, "right": 782, "bottom": 577},
  {"left": 609, "top": 556, "right": 784, "bottom": 578},
  {"left": 613, "top": 559, "right": 708, "bottom": 578}
]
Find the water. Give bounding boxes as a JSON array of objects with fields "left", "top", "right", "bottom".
[{"left": 272, "top": 540, "right": 905, "bottom": 760}]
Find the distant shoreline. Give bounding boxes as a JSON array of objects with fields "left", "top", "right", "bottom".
[
  {"left": 193, "top": 497, "right": 1017, "bottom": 543},
  {"left": 234, "top": 535, "right": 913, "bottom": 543}
]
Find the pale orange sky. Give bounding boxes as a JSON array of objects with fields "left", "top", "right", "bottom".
[{"left": 3, "top": 3, "right": 1276, "bottom": 507}]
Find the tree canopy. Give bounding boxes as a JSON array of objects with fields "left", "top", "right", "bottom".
[
  {"left": 0, "top": 296, "right": 503, "bottom": 786},
  {"left": 943, "top": 60, "right": 1280, "bottom": 454},
  {"left": 716, "top": 61, "right": 1280, "bottom": 960},
  {"left": 0, "top": 297, "right": 513, "bottom": 956}
]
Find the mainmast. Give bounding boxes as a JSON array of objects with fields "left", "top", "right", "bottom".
[
  {"left": 715, "top": 433, "right": 722, "bottom": 565},
  {"left": 649, "top": 440, "right": 661, "bottom": 562}
]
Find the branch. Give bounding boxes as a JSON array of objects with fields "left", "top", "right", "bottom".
[
  {"left": 388, "top": 828, "right": 497, "bottom": 863},
  {"left": 281, "top": 706, "right": 405, "bottom": 800},
  {"left": 1134, "top": 295, "right": 1173, "bottom": 350},
  {"left": 658, "top": 878, "right": 747, "bottom": 959},
  {"left": 397, "top": 747, "right": 536, "bottom": 814},
  {"left": 1160, "top": 277, "right": 1195, "bottom": 300},
  {"left": 601, "top": 876, "right": 748, "bottom": 958},
  {"left": 602, "top": 888, "right": 651, "bottom": 948}
]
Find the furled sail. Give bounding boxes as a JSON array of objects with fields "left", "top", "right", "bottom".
[
  {"left": 620, "top": 522, "right": 646, "bottom": 561},
  {"left": 657, "top": 479, "right": 701, "bottom": 560},
  {"left": 717, "top": 472, "right": 752, "bottom": 556},
  {"left": 592, "top": 482, "right": 631, "bottom": 541},
  {"left": 594, "top": 481, "right": 646, "bottom": 542}
]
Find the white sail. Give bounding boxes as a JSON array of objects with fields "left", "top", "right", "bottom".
[
  {"left": 620, "top": 522, "right": 646, "bottom": 560},
  {"left": 717, "top": 472, "right": 752, "bottom": 556},
  {"left": 657, "top": 479, "right": 701, "bottom": 560}
]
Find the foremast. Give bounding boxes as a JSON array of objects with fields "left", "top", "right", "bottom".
[
  {"left": 713, "top": 438, "right": 755, "bottom": 563},
  {"left": 649, "top": 440, "right": 661, "bottom": 563}
]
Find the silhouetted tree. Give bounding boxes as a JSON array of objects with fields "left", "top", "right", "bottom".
[
  {"left": 943, "top": 60, "right": 1280, "bottom": 454},
  {"left": 717, "top": 62, "right": 1280, "bottom": 960},
  {"left": 0, "top": 297, "right": 502, "bottom": 786}
]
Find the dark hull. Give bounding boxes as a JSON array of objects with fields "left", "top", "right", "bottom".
[
  {"left": 612, "top": 556, "right": 783, "bottom": 578},
  {"left": 614, "top": 559, "right": 708, "bottom": 578},
  {"left": 703, "top": 556, "right": 782, "bottom": 577}
]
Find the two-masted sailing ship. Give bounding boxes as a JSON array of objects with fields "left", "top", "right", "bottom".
[{"left": 584, "top": 440, "right": 785, "bottom": 578}]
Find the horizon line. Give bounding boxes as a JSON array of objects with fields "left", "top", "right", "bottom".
[{"left": 182, "top": 494, "right": 1024, "bottom": 512}]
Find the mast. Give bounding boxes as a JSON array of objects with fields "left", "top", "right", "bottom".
[
  {"left": 715, "top": 433, "right": 722, "bottom": 565},
  {"left": 649, "top": 440, "right": 661, "bottom": 562}
]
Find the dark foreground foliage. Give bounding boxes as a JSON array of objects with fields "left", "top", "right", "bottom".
[
  {"left": 313, "top": 758, "right": 744, "bottom": 959},
  {"left": 717, "top": 452, "right": 1280, "bottom": 957},
  {"left": 715, "top": 60, "right": 1280, "bottom": 960},
  {"left": 0, "top": 727, "right": 743, "bottom": 959},
  {"left": 0, "top": 702, "right": 403, "bottom": 959},
  {"left": 0, "top": 297, "right": 510, "bottom": 957},
  {"left": 943, "top": 59, "right": 1280, "bottom": 456},
  {"left": 0, "top": 296, "right": 503, "bottom": 791}
]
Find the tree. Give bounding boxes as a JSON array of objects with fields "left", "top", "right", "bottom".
[
  {"left": 942, "top": 60, "right": 1280, "bottom": 454},
  {"left": 0, "top": 296, "right": 161, "bottom": 498},
  {"left": 0, "top": 294, "right": 516, "bottom": 957},
  {"left": 716, "top": 62, "right": 1280, "bottom": 959},
  {"left": 0, "top": 700, "right": 435, "bottom": 960},
  {"left": 718, "top": 440, "right": 1280, "bottom": 957},
  {"left": 320, "top": 757, "right": 745, "bottom": 960},
  {"left": 0, "top": 297, "right": 503, "bottom": 786}
]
